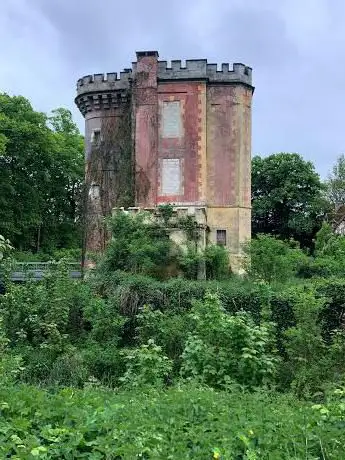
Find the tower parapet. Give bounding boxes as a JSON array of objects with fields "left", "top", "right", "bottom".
[
  {"left": 152, "top": 60, "right": 252, "bottom": 86},
  {"left": 75, "top": 71, "right": 132, "bottom": 116}
]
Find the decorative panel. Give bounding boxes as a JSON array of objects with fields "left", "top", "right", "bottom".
[
  {"left": 161, "top": 158, "right": 181, "bottom": 195},
  {"left": 162, "top": 101, "right": 182, "bottom": 138}
]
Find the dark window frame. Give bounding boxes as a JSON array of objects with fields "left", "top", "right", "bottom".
[{"left": 216, "top": 229, "right": 227, "bottom": 246}]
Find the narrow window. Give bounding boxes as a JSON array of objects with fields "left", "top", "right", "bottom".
[
  {"left": 216, "top": 229, "right": 227, "bottom": 246},
  {"left": 91, "top": 129, "right": 101, "bottom": 146}
]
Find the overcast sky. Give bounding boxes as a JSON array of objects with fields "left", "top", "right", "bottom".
[{"left": 1, "top": 0, "right": 344, "bottom": 177}]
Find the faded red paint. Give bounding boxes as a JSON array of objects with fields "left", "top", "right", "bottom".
[
  {"left": 134, "top": 79, "right": 249, "bottom": 208},
  {"left": 207, "top": 85, "right": 238, "bottom": 206},
  {"left": 157, "top": 81, "right": 200, "bottom": 204},
  {"left": 134, "top": 54, "right": 158, "bottom": 207}
]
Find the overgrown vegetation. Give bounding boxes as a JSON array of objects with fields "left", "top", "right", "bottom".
[
  {"left": 4, "top": 91, "right": 345, "bottom": 456},
  {"left": 2, "top": 384, "right": 345, "bottom": 459},
  {"left": 3, "top": 220, "right": 345, "bottom": 456}
]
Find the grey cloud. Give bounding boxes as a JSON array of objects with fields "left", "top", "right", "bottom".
[
  {"left": 31, "top": 0, "right": 203, "bottom": 74},
  {"left": 2, "top": 0, "right": 345, "bottom": 177},
  {"left": 214, "top": 5, "right": 299, "bottom": 69}
]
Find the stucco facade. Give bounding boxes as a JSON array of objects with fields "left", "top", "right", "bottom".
[{"left": 75, "top": 50, "right": 254, "bottom": 271}]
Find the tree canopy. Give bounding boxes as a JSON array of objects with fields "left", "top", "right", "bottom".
[
  {"left": 0, "top": 94, "right": 84, "bottom": 252},
  {"left": 326, "top": 153, "right": 345, "bottom": 207},
  {"left": 251, "top": 153, "right": 329, "bottom": 248}
]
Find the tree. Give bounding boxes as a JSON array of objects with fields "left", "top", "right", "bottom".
[
  {"left": 45, "top": 108, "right": 84, "bottom": 250},
  {"left": 243, "top": 234, "right": 308, "bottom": 283},
  {"left": 326, "top": 154, "right": 345, "bottom": 207},
  {"left": 252, "top": 153, "right": 329, "bottom": 248},
  {"left": 0, "top": 94, "right": 84, "bottom": 252},
  {"left": 0, "top": 94, "right": 53, "bottom": 249}
]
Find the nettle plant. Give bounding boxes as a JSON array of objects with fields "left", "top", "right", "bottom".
[
  {"left": 180, "top": 293, "right": 279, "bottom": 389},
  {"left": 120, "top": 339, "right": 172, "bottom": 388}
]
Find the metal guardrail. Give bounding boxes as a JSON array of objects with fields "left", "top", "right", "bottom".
[{"left": 11, "top": 262, "right": 82, "bottom": 281}]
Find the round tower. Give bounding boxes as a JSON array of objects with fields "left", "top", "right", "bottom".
[{"left": 75, "top": 71, "right": 133, "bottom": 253}]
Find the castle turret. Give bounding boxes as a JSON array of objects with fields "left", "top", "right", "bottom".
[
  {"left": 75, "top": 71, "right": 133, "bottom": 252},
  {"left": 75, "top": 51, "right": 254, "bottom": 273}
]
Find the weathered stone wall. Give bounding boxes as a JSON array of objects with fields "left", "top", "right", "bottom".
[
  {"left": 75, "top": 70, "right": 133, "bottom": 253},
  {"left": 133, "top": 52, "right": 159, "bottom": 207},
  {"left": 156, "top": 81, "right": 205, "bottom": 205},
  {"left": 206, "top": 83, "right": 253, "bottom": 260},
  {"left": 83, "top": 106, "right": 133, "bottom": 252}
]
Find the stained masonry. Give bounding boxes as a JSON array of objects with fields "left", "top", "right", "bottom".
[{"left": 75, "top": 51, "right": 254, "bottom": 272}]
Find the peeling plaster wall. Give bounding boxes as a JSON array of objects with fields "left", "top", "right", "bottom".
[
  {"left": 157, "top": 81, "right": 204, "bottom": 205},
  {"left": 134, "top": 53, "right": 158, "bottom": 207},
  {"left": 206, "top": 84, "right": 252, "bottom": 260}
]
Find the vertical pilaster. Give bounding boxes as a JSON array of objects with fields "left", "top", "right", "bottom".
[
  {"left": 197, "top": 83, "right": 207, "bottom": 203},
  {"left": 133, "top": 51, "right": 159, "bottom": 207}
]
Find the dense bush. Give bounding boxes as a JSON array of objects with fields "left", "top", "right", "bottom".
[
  {"left": 13, "top": 248, "right": 81, "bottom": 262},
  {"left": 1, "top": 384, "right": 345, "bottom": 459},
  {"left": 120, "top": 339, "right": 172, "bottom": 388},
  {"left": 180, "top": 293, "right": 278, "bottom": 388},
  {"left": 3, "top": 222, "right": 345, "bottom": 406}
]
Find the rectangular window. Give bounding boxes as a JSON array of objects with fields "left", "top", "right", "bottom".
[
  {"left": 162, "top": 101, "right": 182, "bottom": 138},
  {"left": 161, "top": 158, "right": 182, "bottom": 195},
  {"left": 216, "top": 229, "right": 227, "bottom": 246},
  {"left": 91, "top": 129, "right": 101, "bottom": 146}
]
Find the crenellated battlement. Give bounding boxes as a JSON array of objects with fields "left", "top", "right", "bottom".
[
  {"left": 76, "top": 70, "right": 132, "bottom": 96},
  {"left": 75, "top": 71, "right": 132, "bottom": 116},
  {"left": 156, "top": 59, "right": 252, "bottom": 85},
  {"left": 75, "top": 52, "right": 253, "bottom": 118}
]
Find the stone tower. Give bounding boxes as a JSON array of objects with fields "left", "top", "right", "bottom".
[{"left": 75, "top": 51, "right": 254, "bottom": 271}]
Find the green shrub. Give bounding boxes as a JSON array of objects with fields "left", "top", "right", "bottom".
[
  {"left": 204, "top": 244, "right": 230, "bottom": 280},
  {"left": 243, "top": 234, "right": 308, "bottom": 283},
  {"left": 1, "top": 384, "right": 345, "bottom": 458},
  {"left": 180, "top": 293, "right": 279, "bottom": 388},
  {"left": 177, "top": 243, "right": 203, "bottom": 280},
  {"left": 0, "top": 264, "right": 98, "bottom": 385},
  {"left": 98, "top": 211, "right": 174, "bottom": 279},
  {"left": 0, "top": 265, "right": 91, "bottom": 348},
  {"left": 0, "top": 318, "right": 23, "bottom": 385},
  {"left": 47, "top": 350, "right": 88, "bottom": 387},
  {"left": 136, "top": 305, "right": 191, "bottom": 371},
  {"left": 120, "top": 339, "right": 172, "bottom": 388},
  {"left": 80, "top": 341, "right": 125, "bottom": 387},
  {"left": 282, "top": 286, "right": 345, "bottom": 396}
]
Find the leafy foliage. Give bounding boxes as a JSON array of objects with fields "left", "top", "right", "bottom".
[
  {"left": 180, "top": 293, "right": 278, "bottom": 388},
  {"left": 0, "top": 384, "right": 345, "bottom": 458},
  {"left": 0, "top": 94, "right": 83, "bottom": 252},
  {"left": 0, "top": 235, "right": 13, "bottom": 261},
  {"left": 0, "top": 318, "right": 23, "bottom": 385},
  {"left": 99, "top": 211, "right": 174, "bottom": 279},
  {"left": 120, "top": 339, "right": 172, "bottom": 388},
  {"left": 97, "top": 211, "right": 230, "bottom": 281},
  {"left": 282, "top": 286, "right": 345, "bottom": 397},
  {"left": 243, "top": 234, "right": 308, "bottom": 282},
  {"left": 326, "top": 153, "right": 345, "bottom": 206},
  {"left": 252, "top": 153, "right": 329, "bottom": 248}
]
